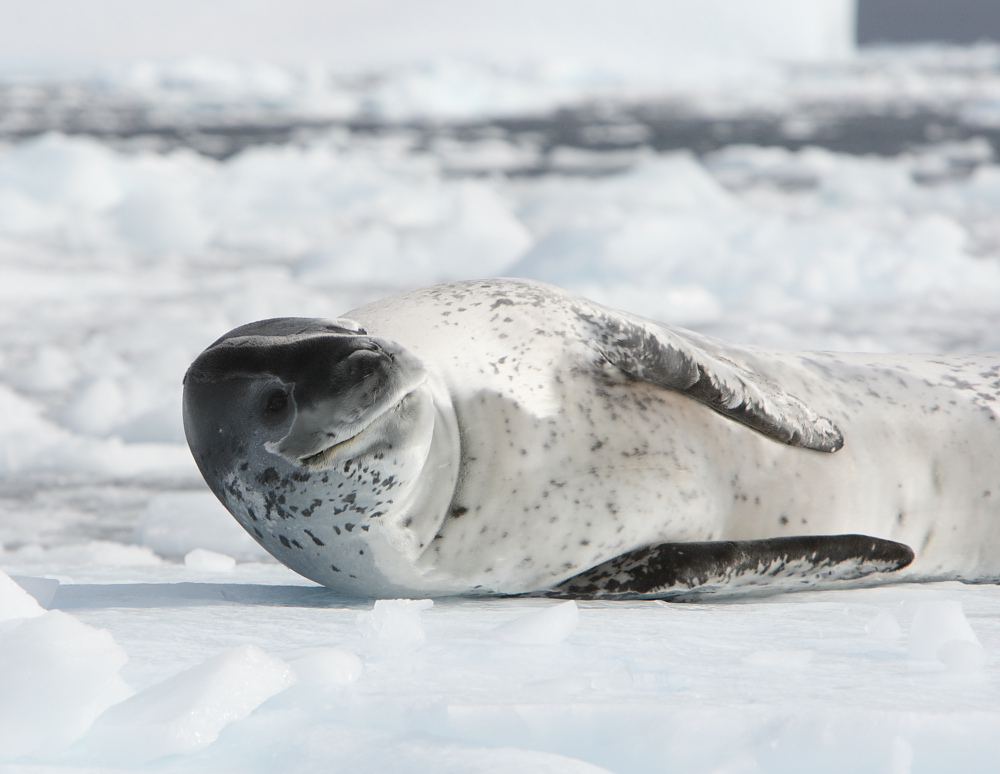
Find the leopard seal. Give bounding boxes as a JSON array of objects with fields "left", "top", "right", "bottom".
[{"left": 182, "top": 278, "right": 1000, "bottom": 599}]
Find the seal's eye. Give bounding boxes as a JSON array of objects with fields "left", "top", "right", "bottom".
[{"left": 263, "top": 388, "right": 289, "bottom": 416}]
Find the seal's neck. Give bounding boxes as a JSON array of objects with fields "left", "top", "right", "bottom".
[{"left": 385, "top": 382, "right": 461, "bottom": 562}]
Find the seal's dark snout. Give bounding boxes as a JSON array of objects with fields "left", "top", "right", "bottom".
[
  {"left": 337, "top": 343, "right": 390, "bottom": 383},
  {"left": 276, "top": 335, "right": 393, "bottom": 410}
]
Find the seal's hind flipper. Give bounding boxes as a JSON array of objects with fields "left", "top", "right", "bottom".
[
  {"left": 575, "top": 307, "right": 844, "bottom": 452},
  {"left": 552, "top": 535, "right": 914, "bottom": 600}
]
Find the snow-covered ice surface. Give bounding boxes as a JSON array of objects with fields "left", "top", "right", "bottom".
[{"left": 2, "top": 39, "right": 1000, "bottom": 772}]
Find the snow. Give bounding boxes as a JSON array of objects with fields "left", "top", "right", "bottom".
[
  {"left": 87, "top": 644, "right": 295, "bottom": 764},
  {"left": 865, "top": 609, "right": 904, "bottom": 639},
  {"left": 907, "top": 600, "right": 982, "bottom": 661},
  {"left": 0, "top": 571, "right": 132, "bottom": 761},
  {"left": 135, "top": 492, "right": 271, "bottom": 560},
  {"left": 491, "top": 600, "right": 581, "bottom": 645},
  {"left": 361, "top": 598, "right": 435, "bottom": 656},
  {"left": 1, "top": 22, "right": 1000, "bottom": 773},
  {"left": 284, "top": 646, "right": 363, "bottom": 686},
  {"left": 183, "top": 548, "right": 237, "bottom": 572},
  {"left": 0, "top": 570, "right": 997, "bottom": 772},
  {"left": 0, "top": 570, "right": 45, "bottom": 621}
]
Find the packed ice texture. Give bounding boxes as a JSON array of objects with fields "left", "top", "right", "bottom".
[
  {"left": 135, "top": 492, "right": 271, "bottom": 560},
  {"left": 2, "top": 126, "right": 999, "bottom": 484},
  {"left": 491, "top": 600, "right": 580, "bottom": 645},
  {"left": 0, "top": 571, "right": 132, "bottom": 761},
  {"left": 1, "top": 565, "right": 998, "bottom": 773},
  {"left": 87, "top": 643, "right": 295, "bottom": 764},
  {"left": 1, "top": 37, "right": 1000, "bottom": 773}
]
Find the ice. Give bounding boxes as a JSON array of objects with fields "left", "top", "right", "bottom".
[
  {"left": 134, "top": 491, "right": 271, "bottom": 560},
  {"left": 937, "top": 640, "right": 988, "bottom": 672},
  {"left": 284, "top": 646, "right": 364, "bottom": 686},
  {"left": 907, "top": 599, "right": 982, "bottom": 662},
  {"left": 5, "top": 346, "right": 79, "bottom": 394},
  {"left": 294, "top": 177, "right": 531, "bottom": 287},
  {"left": 0, "top": 133, "right": 123, "bottom": 210},
  {"left": 0, "top": 567, "right": 996, "bottom": 772},
  {"left": 114, "top": 186, "right": 211, "bottom": 256},
  {"left": 589, "top": 665, "right": 634, "bottom": 693},
  {"left": 87, "top": 644, "right": 295, "bottom": 764},
  {"left": 59, "top": 376, "right": 126, "bottom": 437},
  {"left": 865, "top": 609, "right": 904, "bottom": 640},
  {"left": 0, "top": 383, "right": 192, "bottom": 477},
  {"left": 491, "top": 600, "right": 580, "bottom": 645},
  {"left": 3, "top": 25, "right": 1000, "bottom": 773},
  {"left": 184, "top": 548, "right": 236, "bottom": 572},
  {"left": 0, "top": 569, "right": 45, "bottom": 621},
  {"left": 742, "top": 649, "right": 816, "bottom": 669},
  {"left": 6, "top": 540, "right": 162, "bottom": 567},
  {"left": 8, "top": 574, "right": 60, "bottom": 609},
  {"left": 361, "top": 598, "right": 434, "bottom": 656},
  {"left": 0, "top": 603, "right": 131, "bottom": 761}
]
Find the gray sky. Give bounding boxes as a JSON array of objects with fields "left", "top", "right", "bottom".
[
  {"left": 0, "top": 0, "right": 853, "bottom": 73},
  {"left": 858, "top": 0, "right": 1000, "bottom": 44}
]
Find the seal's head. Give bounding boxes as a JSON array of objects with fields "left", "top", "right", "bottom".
[{"left": 182, "top": 317, "right": 458, "bottom": 595}]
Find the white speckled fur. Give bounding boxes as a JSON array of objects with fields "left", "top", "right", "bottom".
[
  {"left": 185, "top": 279, "right": 1000, "bottom": 597},
  {"left": 341, "top": 279, "right": 1000, "bottom": 593}
]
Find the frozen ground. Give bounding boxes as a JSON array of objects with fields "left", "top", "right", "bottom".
[{"left": 2, "top": 42, "right": 1000, "bottom": 773}]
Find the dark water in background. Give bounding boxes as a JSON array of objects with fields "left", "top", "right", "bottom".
[
  {"left": 1, "top": 77, "right": 998, "bottom": 180},
  {"left": 858, "top": 0, "right": 1000, "bottom": 45}
]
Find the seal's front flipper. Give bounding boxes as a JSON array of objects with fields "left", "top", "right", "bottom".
[
  {"left": 575, "top": 307, "right": 844, "bottom": 452},
  {"left": 552, "top": 535, "right": 915, "bottom": 600}
]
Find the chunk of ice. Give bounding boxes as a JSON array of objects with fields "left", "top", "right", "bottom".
[
  {"left": 87, "top": 644, "right": 295, "bottom": 764},
  {"left": 0, "top": 570, "right": 45, "bottom": 621},
  {"left": 184, "top": 548, "right": 237, "bottom": 572},
  {"left": 58, "top": 376, "right": 125, "bottom": 437},
  {"left": 285, "top": 647, "right": 364, "bottom": 686},
  {"left": 937, "top": 640, "right": 988, "bottom": 672},
  {"left": 134, "top": 491, "right": 270, "bottom": 560},
  {"left": 8, "top": 575, "right": 59, "bottom": 609},
  {"left": 865, "top": 610, "right": 903, "bottom": 640},
  {"left": 0, "top": 609, "right": 131, "bottom": 761},
  {"left": 907, "top": 600, "right": 981, "bottom": 661},
  {"left": 490, "top": 600, "right": 579, "bottom": 645},
  {"left": 360, "top": 598, "right": 434, "bottom": 656}
]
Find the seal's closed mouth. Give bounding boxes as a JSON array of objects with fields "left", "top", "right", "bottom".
[
  {"left": 300, "top": 433, "right": 361, "bottom": 466},
  {"left": 297, "top": 389, "right": 418, "bottom": 467}
]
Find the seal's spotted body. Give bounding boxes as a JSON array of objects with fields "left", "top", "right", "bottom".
[{"left": 183, "top": 279, "right": 1000, "bottom": 598}]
